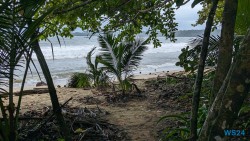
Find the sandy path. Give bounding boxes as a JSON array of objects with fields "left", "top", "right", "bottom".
[
  {"left": 2, "top": 86, "right": 170, "bottom": 141},
  {"left": 2, "top": 72, "right": 185, "bottom": 140},
  {"left": 105, "top": 99, "right": 169, "bottom": 141}
]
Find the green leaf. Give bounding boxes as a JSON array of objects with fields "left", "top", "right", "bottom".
[
  {"left": 238, "top": 105, "right": 250, "bottom": 116},
  {"left": 97, "top": 33, "right": 148, "bottom": 92},
  {"left": 235, "top": 0, "right": 250, "bottom": 35},
  {"left": 176, "top": 0, "right": 185, "bottom": 7},
  {"left": 157, "top": 113, "right": 190, "bottom": 124},
  {"left": 191, "top": 0, "right": 204, "bottom": 8}
]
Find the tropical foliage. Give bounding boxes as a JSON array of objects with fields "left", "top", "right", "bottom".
[
  {"left": 176, "top": 35, "right": 244, "bottom": 72},
  {"left": 158, "top": 71, "right": 212, "bottom": 141},
  {"left": 159, "top": 105, "right": 208, "bottom": 141},
  {"left": 176, "top": 35, "right": 220, "bottom": 72},
  {"left": 68, "top": 47, "right": 109, "bottom": 89},
  {"left": 97, "top": 33, "right": 148, "bottom": 93},
  {"left": 68, "top": 33, "right": 148, "bottom": 93},
  {"left": 1, "top": 0, "right": 249, "bottom": 140},
  {"left": 194, "top": 0, "right": 250, "bottom": 35},
  {"left": 86, "top": 47, "right": 109, "bottom": 87},
  {"left": 235, "top": 0, "right": 250, "bottom": 35},
  {"left": 37, "top": 0, "right": 178, "bottom": 48},
  {"left": 0, "top": 0, "right": 72, "bottom": 140},
  {"left": 67, "top": 72, "right": 92, "bottom": 88},
  {"left": 0, "top": 0, "right": 55, "bottom": 140}
]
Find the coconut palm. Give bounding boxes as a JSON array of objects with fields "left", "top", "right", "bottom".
[
  {"left": 97, "top": 33, "right": 148, "bottom": 93},
  {"left": 0, "top": 1, "right": 44, "bottom": 140},
  {"left": 86, "top": 47, "right": 109, "bottom": 87},
  {"left": 0, "top": 0, "right": 69, "bottom": 140}
]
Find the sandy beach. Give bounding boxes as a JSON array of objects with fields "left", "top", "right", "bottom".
[
  {"left": 2, "top": 70, "right": 189, "bottom": 140},
  {"left": 3, "top": 70, "right": 186, "bottom": 108},
  {"left": 4, "top": 70, "right": 184, "bottom": 110}
]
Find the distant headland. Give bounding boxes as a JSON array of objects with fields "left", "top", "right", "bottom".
[{"left": 72, "top": 30, "right": 221, "bottom": 37}]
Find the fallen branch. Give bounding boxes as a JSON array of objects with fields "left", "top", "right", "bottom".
[
  {"left": 132, "top": 83, "right": 141, "bottom": 95},
  {"left": 23, "top": 97, "right": 73, "bottom": 139}
]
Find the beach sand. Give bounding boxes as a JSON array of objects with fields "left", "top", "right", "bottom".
[
  {"left": 1, "top": 70, "right": 187, "bottom": 141},
  {"left": 131, "top": 70, "right": 182, "bottom": 80}
]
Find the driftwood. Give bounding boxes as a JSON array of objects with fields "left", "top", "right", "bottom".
[
  {"left": 14, "top": 89, "right": 49, "bottom": 96},
  {"left": 156, "top": 74, "right": 190, "bottom": 80},
  {"left": 0, "top": 89, "right": 49, "bottom": 98},
  {"left": 20, "top": 97, "right": 73, "bottom": 139},
  {"left": 132, "top": 83, "right": 141, "bottom": 95},
  {"left": 18, "top": 100, "right": 128, "bottom": 141}
]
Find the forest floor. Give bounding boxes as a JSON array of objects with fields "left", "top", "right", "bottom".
[{"left": 3, "top": 71, "right": 195, "bottom": 141}]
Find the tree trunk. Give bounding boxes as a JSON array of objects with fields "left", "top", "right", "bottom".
[
  {"left": 189, "top": 0, "right": 219, "bottom": 140},
  {"left": 211, "top": 0, "right": 238, "bottom": 103},
  {"left": 198, "top": 28, "right": 250, "bottom": 141},
  {"left": 9, "top": 58, "right": 15, "bottom": 141},
  {"left": 32, "top": 34, "right": 71, "bottom": 141}
]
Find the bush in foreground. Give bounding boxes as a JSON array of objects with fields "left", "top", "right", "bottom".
[{"left": 68, "top": 73, "right": 91, "bottom": 88}]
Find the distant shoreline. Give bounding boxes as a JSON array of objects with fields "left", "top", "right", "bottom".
[
  {"left": 10, "top": 69, "right": 183, "bottom": 92},
  {"left": 72, "top": 29, "right": 221, "bottom": 37}
]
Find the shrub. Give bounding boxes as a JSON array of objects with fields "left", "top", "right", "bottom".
[
  {"left": 158, "top": 105, "right": 208, "bottom": 141},
  {"left": 97, "top": 33, "right": 148, "bottom": 93},
  {"left": 68, "top": 73, "right": 91, "bottom": 88},
  {"left": 176, "top": 35, "right": 220, "bottom": 72},
  {"left": 86, "top": 47, "right": 109, "bottom": 88},
  {"left": 176, "top": 35, "right": 243, "bottom": 72}
]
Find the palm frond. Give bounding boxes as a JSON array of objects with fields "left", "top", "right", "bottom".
[
  {"left": 189, "top": 35, "right": 220, "bottom": 66},
  {"left": 97, "top": 33, "right": 148, "bottom": 93},
  {"left": 87, "top": 47, "right": 97, "bottom": 73},
  {"left": 86, "top": 47, "right": 110, "bottom": 87},
  {"left": 97, "top": 57, "right": 119, "bottom": 76},
  {"left": 68, "top": 72, "right": 91, "bottom": 88},
  {"left": 98, "top": 34, "right": 119, "bottom": 70},
  {"left": 0, "top": 0, "right": 48, "bottom": 94},
  {"left": 0, "top": 1, "right": 56, "bottom": 139},
  {"left": 0, "top": 50, "right": 9, "bottom": 93},
  {"left": 122, "top": 39, "right": 148, "bottom": 77},
  {"left": 176, "top": 34, "right": 244, "bottom": 72}
]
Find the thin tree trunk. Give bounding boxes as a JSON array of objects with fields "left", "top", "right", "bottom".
[
  {"left": 32, "top": 34, "right": 71, "bottom": 141},
  {"left": 189, "top": 0, "right": 219, "bottom": 140},
  {"left": 198, "top": 28, "right": 250, "bottom": 141},
  {"left": 15, "top": 49, "right": 33, "bottom": 127},
  {"left": 9, "top": 62, "right": 15, "bottom": 141},
  {"left": 9, "top": 1, "right": 16, "bottom": 140},
  {"left": 211, "top": 0, "right": 238, "bottom": 104}
]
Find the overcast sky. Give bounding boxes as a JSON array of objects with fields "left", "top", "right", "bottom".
[{"left": 175, "top": 2, "right": 205, "bottom": 30}]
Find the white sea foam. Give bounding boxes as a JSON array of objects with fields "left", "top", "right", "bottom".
[
  {"left": 35, "top": 42, "right": 187, "bottom": 60},
  {"left": 12, "top": 36, "right": 191, "bottom": 88},
  {"left": 36, "top": 36, "right": 189, "bottom": 60}
]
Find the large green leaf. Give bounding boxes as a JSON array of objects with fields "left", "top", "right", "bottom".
[
  {"left": 98, "top": 34, "right": 119, "bottom": 70},
  {"left": 86, "top": 47, "right": 96, "bottom": 72},
  {"left": 122, "top": 39, "right": 148, "bottom": 77}
]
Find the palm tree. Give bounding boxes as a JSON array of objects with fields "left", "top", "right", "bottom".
[
  {"left": 97, "top": 33, "right": 148, "bottom": 94},
  {"left": 0, "top": 1, "right": 44, "bottom": 140},
  {"left": 0, "top": 0, "right": 69, "bottom": 140},
  {"left": 86, "top": 47, "right": 108, "bottom": 87}
]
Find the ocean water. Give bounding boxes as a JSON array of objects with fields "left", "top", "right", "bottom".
[{"left": 13, "top": 35, "right": 194, "bottom": 88}]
